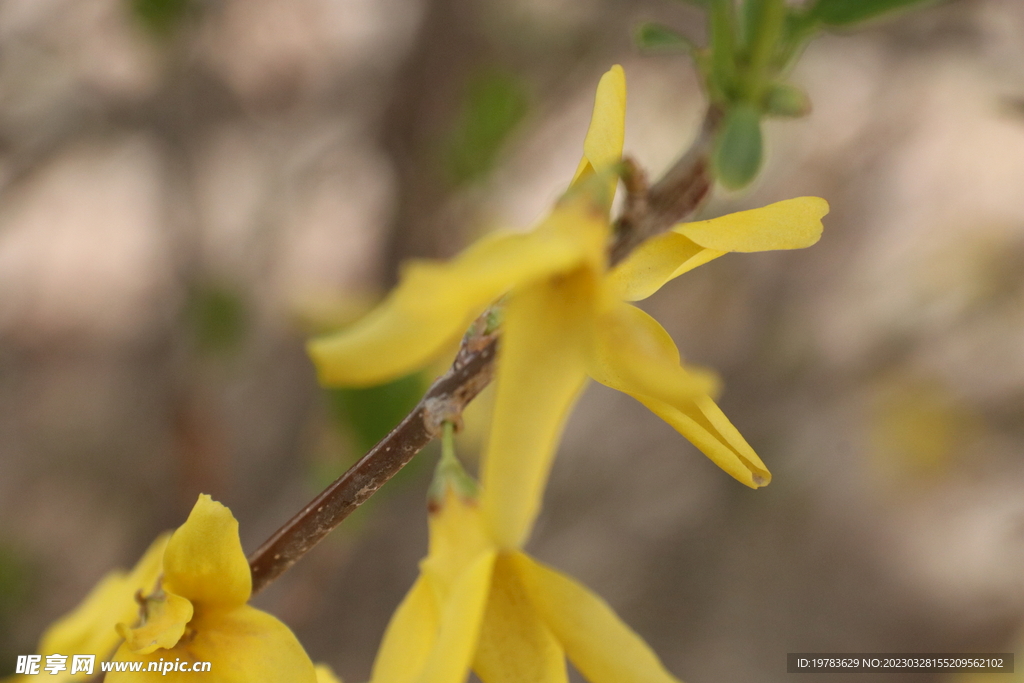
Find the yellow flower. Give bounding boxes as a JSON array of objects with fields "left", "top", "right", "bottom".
[
  {"left": 18, "top": 495, "right": 317, "bottom": 682},
  {"left": 106, "top": 495, "right": 317, "bottom": 682},
  {"left": 371, "top": 481, "right": 688, "bottom": 683},
  {"left": 308, "top": 64, "right": 828, "bottom": 541},
  {"left": 10, "top": 535, "right": 169, "bottom": 682}
]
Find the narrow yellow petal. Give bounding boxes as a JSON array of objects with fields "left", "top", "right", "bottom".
[
  {"left": 607, "top": 197, "right": 827, "bottom": 301},
  {"left": 606, "top": 232, "right": 724, "bottom": 302},
  {"left": 115, "top": 591, "right": 193, "bottom": 654},
  {"left": 473, "top": 555, "right": 568, "bottom": 683},
  {"left": 585, "top": 303, "right": 769, "bottom": 487},
  {"left": 308, "top": 227, "right": 593, "bottom": 387},
  {"left": 37, "top": 533, "right": 169, "bottom": 663},
  {"left": 586, "top": 301, "right": 720, "bottom": 405},
  {"left": 108, "top": 604, "right": 317, "bottom": 683},
  {"left": 369, "top": 575, "right": 441, "bottom": 683},
  {"left": 674, "top": 196, "right": 828, "bottom": 252},
  {"left": 480, "top": 274, "right": 591, "bottom": 550},
  {"left": 416, "top": 551, "right": 497, "bottom": 683},
  {"left": 162, "top": 494, "right": 251, "bottom": 609},
  {"left": 635, "top": 393, "right": 770, "bottom": 488},
  {"left": 570, "top": 65, "right": 627, "bottom": 205},
  {"left": 511, "top": 553, "right": 681, "bottom": 683}
]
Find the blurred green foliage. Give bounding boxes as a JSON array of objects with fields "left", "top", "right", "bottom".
[
  {"left": 328, "top": 373, "right": 425, "bottom": 455},
  {"left": 810, "top": 0, "right": 937, "bottom": 26},
  {"left": 643, "top": 0, "right": 941, "bottom": 189},
  {"left": 445, "top": 69, "right": 529, "bottom": 187},
  {"left": 763, "top": 82, "right": 811, "bottom": 118},
  {"left": 186, "top": 284, "right": 248, "bottom": 356},
  {"left": 0, "top": 544, "right": 33, "bottom": 675},
  {"left": 130, "top": 0, "right": 193, "bottom": 36},
  {"left": 634, "top": 23, "right": 695, "bottom": 54}
]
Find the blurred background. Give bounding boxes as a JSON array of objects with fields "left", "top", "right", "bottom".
[{"left": 2, "top": 0, "right": 1024, "bottom": 680}]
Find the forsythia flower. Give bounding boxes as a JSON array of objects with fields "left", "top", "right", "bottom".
[
  {"left": 308, "top": 64, "right": 828, "bottom": 547},
  {"left": 370, "top": 472, "right": 685, "bottom": 683},
  {"left": 21, "top": 495, "right": 317, "bottom": 682},
  {"left": 11, "top": 535, "right": 169, "bottom": 681}
]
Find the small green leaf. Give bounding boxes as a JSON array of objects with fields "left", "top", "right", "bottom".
[
  {"left": 634, "top": 22, "right": 695, "bottom": 53},
  {"left": 445, "top": 69, "right": 529, "bottom": 187},
  {"left": 810, "top": 0, "right": 937, "bottom": 26},
  {"left": 714, "top": 104, "right": 764, "bottom": 190},
  {"left": 764, "top": 82, "right": 811, "bottom": 117}
]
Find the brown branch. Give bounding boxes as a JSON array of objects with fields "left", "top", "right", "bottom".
[
  {"left": 248, "top": 106, "right": 723, "bottom": 595},
  {"left": 610, "top": 104, "right": 722, "bottom": 265},
  {"left": 249, "top": 323, "right": 498, "bottom": 594}
]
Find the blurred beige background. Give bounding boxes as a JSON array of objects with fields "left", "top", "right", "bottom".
[{"left": 2, "top": 0, "right": 1024, "bottom": 680}]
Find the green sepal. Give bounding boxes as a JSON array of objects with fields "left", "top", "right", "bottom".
[
  {"left": 427, "top": 423, "right": 480, "bottom": 507},
  {"left": 713, "top": 103, "right": 764, "bottom": 190}
]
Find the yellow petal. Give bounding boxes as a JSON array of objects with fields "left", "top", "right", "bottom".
[
  {"left": 473, "top": 555, "right": 567, "bottom": 683},
  {"left": 480, "top": 273, "right": 591, "bottom": 550},
  {"left": 585, "top": 301, "right": 769, "bottom": 488},
  {"left": 586, "top": 301, "right": 720, "bottom": 405},
  {"left": 607, "top": 197, "right": 828, "bottom": 301},
  {"left": 107, "top": 604, "right": 317, "bottom": 683},
  {"left": 115, "top": 591, "right": 193, "bottom": 654},
  {"left": 571, "top": 65, "right": 627, "bottom": 206},
  {"left": 635, "top": 393, "right": 770, "bottom": 488},
  {"left": 316, "top": 664, "right": 343, "bottom": 683},
  {"left": 162, "top": 494, "right": 251, "bottom": 610},
  {"left": 369, "top": 575, "right": 441, "bottom": 683},
  {"left": 416, "top": 551, "right": 497, "bottom": 683},
  {"left": 510, "top": 553, "right": 681, "bottom": 683},
  {"left": 308, "top": 226, "right": 595, "bottom": 387},
  {"left": 606, "top": 232, "right": 724, "bottom": 302},
  {"left": 674, "top": 196, "right": 828, "bottom": 252},
  {"left": 36, "top": 533, "right": 169, "bottom": 665}
]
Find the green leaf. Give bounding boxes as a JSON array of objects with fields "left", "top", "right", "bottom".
[
  {"left": 763, "top": 82, "right": 811, "bottom": 117},
  {"left": 713, "top": 104, "right": 764, "bottom": 190},
  {"left": 810, "top": 0, "right": 937, "bottom": 26},
  {"left": 634, "top": 22, "right": 695, "bottom": 53},
  {"left": 445, "top": 69, "right": 529, "bottom": 187}
]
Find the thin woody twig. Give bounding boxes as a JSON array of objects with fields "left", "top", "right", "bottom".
[
  {"left": 249, "top": 322, "right": 497, "bottom": 595},
  {"left": 248, "top": 106, "right": 723, "bottom": 595},
  {"left": 610, "top": 104, "right": 722, "bottom": 265}
]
